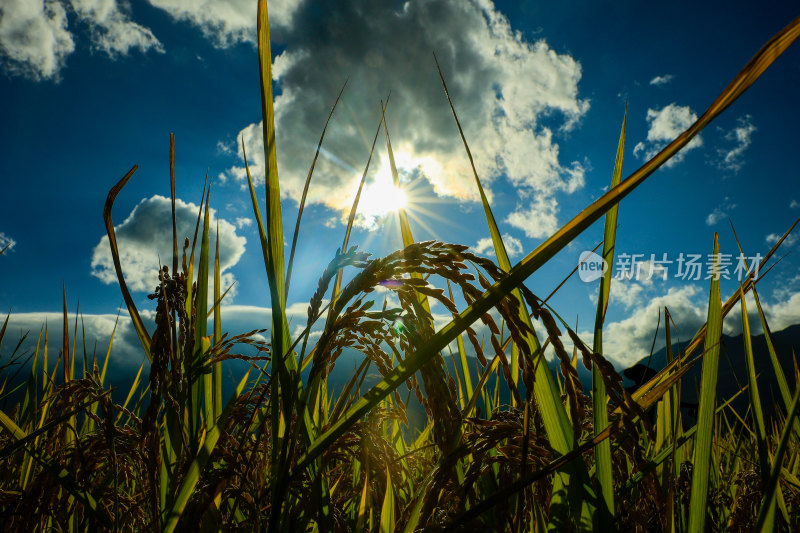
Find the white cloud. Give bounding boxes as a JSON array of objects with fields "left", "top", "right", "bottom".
[
  {"left": 506, "top": 195, "right": 560, "bottom": 239},
  {"left": 592, "top": 265, "right": 800, "bottom": 367},
  {"left": 649, "top": 74, "right": 673, "bottom": 86},
  {"left": 216, "top": 139, "right": 234, "bottom": 155},
  {"left": 705, "top": 196, "right": 736, "bottom": 226},
  {"left": 472, "top": 237, "right": 492, "bottom": 256},
  {"left": 218, "top": 301, "right": 331, "bottom": 351},
  {"left": 613, "top": 281, "right": 644, "bottom": 309},
  {"left": 0, "top": 0, "right": 75, "bottom": 80},
  {"left": 90, "top": 195, "right": 246, "bottom": 297},
  {"left": 633, "top": 103, "right": 703, "bottom": 167},
  {"left": 767, "top": 289, "right": 800, "bottom": 331},
  {"left": 633, "top": 258, "right": 670, "bottom": 285},
  {"left": 766, "top": 231, "right": 798, "bottom": 248},
  {"left": 223, "top": 0, "right": 589, "bottom": 231},
  {"left": 705, "top": 209, "right": 725, "bottom": 226},
  {"left": 790, "top": 199, "right": 799, "bottom": 209},
  {"left": 596, "top": 254, "right": 671, "bottom": 313},
  {"left": 0, "top": 304, "right": 278, "bottom": 374},
  {"left": 0, "top": 232, "right": 16, "bottom": 253},
  {"left": 69, "top": 0, "right": 163, "bottom": 56},
  {"left": 0, "top": 310, "right": 146, "bottom": 372},
  {"left": 724, "top": 284, "right": 800, "bottom": 336},
  {"left": 5, "top": 285, "right": 796, "bottom": 380},
  {"left": 473, "top": 233, "right": 523, "bottom": 258},
  {"left": 0, "top": 0, "right": 161, "bottom": 81},
  {"left": 147, "top": 0, "right": 300, "bottom": 47},
  {"left": 716, "top": 115, "right": 755, "bottom": 173},
  {"left": 234, "top": 216, "right": 252, "bottom": 229},
  {"left": 590, "top": 285, "right": 706, "bottom": 367}
]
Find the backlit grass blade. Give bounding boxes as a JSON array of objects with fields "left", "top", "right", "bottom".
[
  {"left": 382, "top": 112, "right": 431, "bottom": 315},
  {"left": 753, "top": 287, "right": 796, "bottom": 416},
  {"left": 740, "top": 286, "right": 774, "bottom": 526},
  {"left": 447, "top": 280, "right": 473, "bottom": 405},
  {"left": 0, "top": 408, "right": 112, "bottom": 528},
  {"left": 446, "top": 357, "right": 699, "bottom": 528},
  {"left": 740, "top": 287, "right": 770, "bottom": 478},
  {"left": 63, "top": 287, "right": 76, "bottom": 449},
  {"left": 36, "top": 324, "right": 53, "bottom": 431},
  {"left": 0, "top": 393, "right": 107, "bottom": 460},
  {"left": 356, "top": 468, "right": 369, "bottom": 533},
  {"left": 197, "top": 193, "right": 212, "bottom": 432},
  {"left": 445, "top": 345, "right": 465, "bottom": 411},
  {"left": 754, "top": 382, "right": 800, "bottom": 532},
  {"left": 103, "top": 165, "right": 152, "bottom": 359},
  {"left": 242, "top": 137, "right": 318, "bottom": 524},
  {"left": 241, "top": 106, "right": 289, "bottom": 473},
  {"left": 620, "top": 390, "right": 747, "bottom": 495},
  {"left": 380, "top": 466, "right": 395, "bottom": 533},
  {"left": 663, "top": 309, "right": 682, "bottom": 532},
  {"left": 62, "top": 283, "right": 69, "bottom": 384},
  {"left": 462, "top": 348, "right": 502, "bottom": 418},
  {"left": 331, "top": 98, "right": 388, "bottom": 302},
  {"left": 115, "top": 358, "right": 145, "bottom": 424},
  {"left": 178, "top": 176, "right": 208, "bottom": 457},
  {"left": 84, "top": 311, "right": 119, "bottom": 433},
  {"left": 256, "top": 1, "right": 291, "bottom": 363},
  {"left": 729, "top": 220, "right": 800, "bottom": 438},
  {"left": 205, "top": 283, "right": 236, "bottom": 320},
  {"left": 383, "top": 115, "right": 438, "bottom": 337},
  {"left": 330, "top": 357, "right": 371, "bottom": 421},
  {"left": 383, "top": 110, "right": 460, "bottom": 456},
  {"left": 434, "top": 52, "right": 526, "bottom": 399},
  {"left": 256, "top": 3, "right": 327, "bottom": 529},
  {"left": 20, "top": 328, "right": 42, "bottom": 427},
  {"left": 185, "top": 174, "right": 208, "bottom": 339},
  {"left": 0, "top": 313, "right": 7, "bottom": 351},
  {"left": 163, "top": 369, "right": 251, "bottom": 533},
  {"left": 630, "top": 217, "right": 797, "bottom": 406},
  {"left": 400, "top": 467, "right": 438, "bottom": 533},
  {"left": 170, "top": 133, "right": 178, "bottom": 275},
  {"left": 213, "top": 223, "right": 222, "bottom": 422},
  {"left": 19, "top": 328, "right": 42, "bottom": 488},
  {"left": 182, "top": 183, "right": 208, "bottom": 448},
  {"left": 286, "top": 80, "right": 347, "bottom": 296},
  {"left": 242, "top": 140, "right": 271, "bottom": 298},
  {"left": 291, "top": 18, "right": 800, "bottom": 479},
  {"left": 592, "top": 106, "right": 626, "bottom": 524},
  {"left": 384, "top": 113, "right": 414, "bottom": 248},
  {"left": 434, "top": 52, "right": 591, "bottom": 527},
  {"left": 688, "top": 233, "right": 722, "bottom": 533},
  {"left": 255, "top": 0, "right": 291, "bottom": 474},
  {"left": 295, "top": 102, "right": 393, "bottom": 521}
]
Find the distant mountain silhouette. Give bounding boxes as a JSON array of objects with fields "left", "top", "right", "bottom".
[
  {"left": 3, "top": 324, "right": 796, "bottom": 433},
  {"left": 623, "top": 324, "right": 800, "bottom": 422},
  {"left": 241, "top": 324, "right": 800, "bottom": 431}
]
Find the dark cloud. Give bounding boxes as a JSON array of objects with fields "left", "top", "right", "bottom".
[{"left": 223, "top": 0, "right": 589, "bottom": 231}]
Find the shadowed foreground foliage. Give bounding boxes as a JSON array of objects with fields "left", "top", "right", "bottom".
[{"left": 2, "top": 3, "right": 800, "bottom": 531}]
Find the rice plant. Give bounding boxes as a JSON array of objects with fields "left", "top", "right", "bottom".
[{"left": 1, "top": 2, "right": 800, "bottom": 531}]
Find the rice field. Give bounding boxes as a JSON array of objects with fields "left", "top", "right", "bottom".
[{"left": 1, "top": 2, "right": 800, "bottom": 531}]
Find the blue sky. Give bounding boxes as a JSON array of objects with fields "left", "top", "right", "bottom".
[{"left": 1, "top": 0, "right": 799, "bottom": 373}]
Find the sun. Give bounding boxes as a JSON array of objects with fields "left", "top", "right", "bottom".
[
  {"left": 360, "top": 178, "right": 407, "bottom": 218},
  {"left": 359, "top": 160, "right": 408, "bottom": 219}
]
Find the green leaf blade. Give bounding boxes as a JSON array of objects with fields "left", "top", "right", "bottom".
[{"left": 688, "top": 233, "right": 723, "bottom": 533}]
